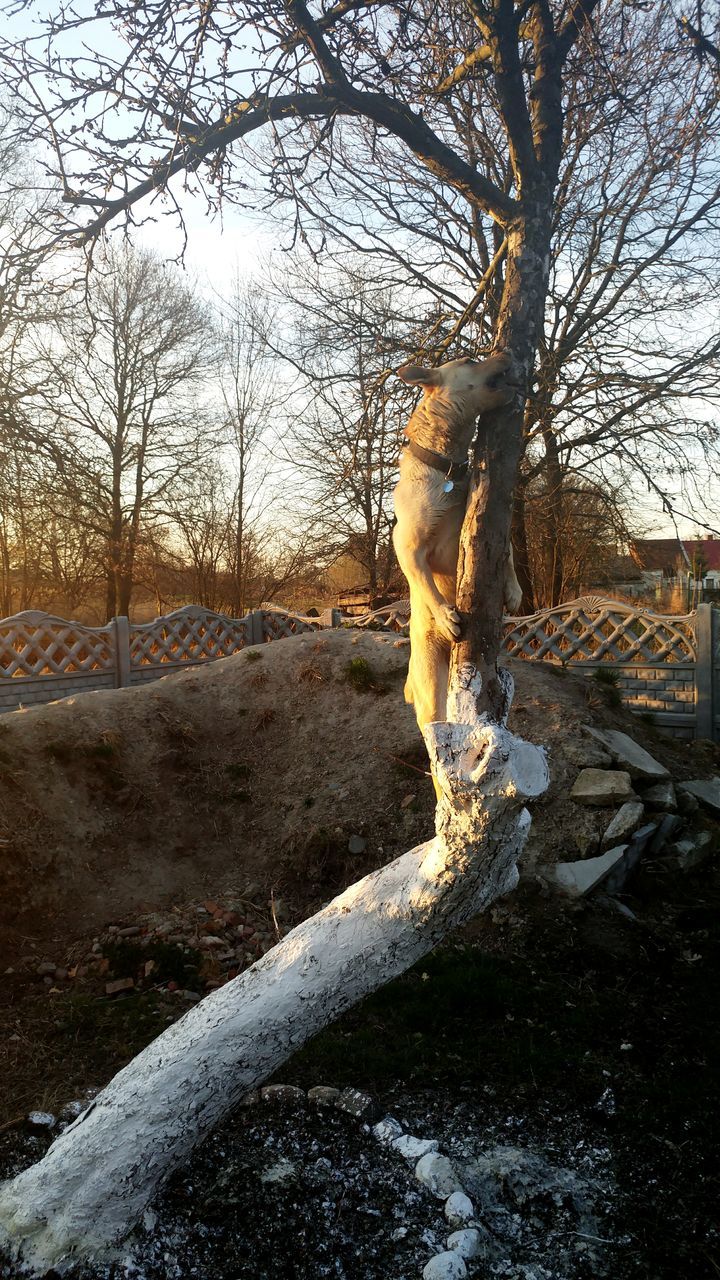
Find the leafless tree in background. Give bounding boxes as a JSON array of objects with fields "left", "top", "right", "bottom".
[
  {"left": 32, "top": 244, "right": 215, "bottom": 620},
  {"left": 522, "top": 471, "right": 632, "bottom": 606},
  {"left": 259, "top": 255, "right": 421, "bottom": 605},
  {"left": 219, "top": 283, "right": 282, "bottom": 614}
]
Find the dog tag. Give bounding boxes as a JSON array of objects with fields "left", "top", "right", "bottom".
[{"left": 443, "top": 479, "right": 454, "bottom": 493}]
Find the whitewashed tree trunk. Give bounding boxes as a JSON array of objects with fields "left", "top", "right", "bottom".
[{"left": 0, "top": 665, "right": 547, "bottom": 1276}]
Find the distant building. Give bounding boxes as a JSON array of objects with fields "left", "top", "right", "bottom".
[{"left": 631, "top": 536, "right": 720, "bottom": 586}]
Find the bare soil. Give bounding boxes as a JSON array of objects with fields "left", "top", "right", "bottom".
[{"left": 1, "top": 628, "right": 713, "bottom": 967}]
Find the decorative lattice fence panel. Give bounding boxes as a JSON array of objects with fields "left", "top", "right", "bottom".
[
  {"left": 1, "top": 597, "right": 716, "bottom": 739},
  {"left": 501, "top": 596, "right": 696, "bottom": 665},
  {"left": 129, "top": 606, "right": 254, "bottom": 669},
  {"left": 0, "top": 611, "right": 114, "bottom": 678}
]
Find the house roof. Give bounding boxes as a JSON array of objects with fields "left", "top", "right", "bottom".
[{"left": 631, "top": 538, "right": 720, "bottom": 572}]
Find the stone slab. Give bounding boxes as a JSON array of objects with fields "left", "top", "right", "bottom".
[
  {"left": 585, "top": 728, "right": 670, "bottom": 780},
  {"left": 570, "top": 769, "right": 636, "bottom": 806},
  {"left": 648, "top": 813, "right": 683, "bottom": 854},
  {"left": 642, "top": 781, "right": 677, "bottom": 811},
  {"left": 667, "top": 830, "right": 714, "bottom": 872},
  {"left": 549, "top": 845, "right": 628, "bottom": 897},
  {"left": 602, "top": 801, "right": 645, "bottom": 849},
  {"left": 678, "top": 778, "right": 720, "bottom": 816}
]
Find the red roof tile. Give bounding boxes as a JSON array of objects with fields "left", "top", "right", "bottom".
[{"left": 631, "top": 538, "right": 720, "bottom": 572}]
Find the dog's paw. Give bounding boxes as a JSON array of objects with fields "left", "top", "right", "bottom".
[
  {"left": 435, "top": 604, "right": 462, "bottom": 642},
  {"left": 504, "top": 581, "right": 523, "bottom": 615}
]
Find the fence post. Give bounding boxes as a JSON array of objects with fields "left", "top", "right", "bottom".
[
  {"left": 248, "top": 610, "right": 265, "bottom": 646},
  {"left": 319, "top": 609, "right": 342, "bottom": 628},
  {"left": 113, "top": 615, "right": 131, "bottom": 689},
  {"left": 695, "top": 603, "right": 714, "bottom": 740}
]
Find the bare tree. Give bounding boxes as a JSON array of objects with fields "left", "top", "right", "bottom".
[
  {"left": 34, "top": 244, "right": 216, "bottom": 620},
  {"left": 218, "top": 284, "right": 282, "bottom": 615},
  {"left": 261, "top": 254, "right": 418, "bottom": 604},
  {"left": 522, "top": 472, "right": 632, "bottom": 607}
]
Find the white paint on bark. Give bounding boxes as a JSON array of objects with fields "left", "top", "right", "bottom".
[{"left": 0, "top": 666, "right": 547, "bottom": 1276}]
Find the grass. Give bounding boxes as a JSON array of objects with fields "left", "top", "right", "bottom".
[
  {"left": 343, "top": 657, "right": 387, "bottom": 695},
  {"left": 592, "top": 664, "right": 623, "bottom": 707},
  {"left": 593, "top": 665, "right": 621, "bottom": 686}
]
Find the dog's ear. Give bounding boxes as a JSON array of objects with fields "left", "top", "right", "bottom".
[{"left": 397, "top": 363, "right": 442, "bottom": 387}]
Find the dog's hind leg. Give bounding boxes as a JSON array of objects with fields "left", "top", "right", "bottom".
[
  {"left": 408, "top": 615, "right": 450, "bottom": 802},
  {"left": 408, "top": 600, "right": 451, "bottom": 731}
]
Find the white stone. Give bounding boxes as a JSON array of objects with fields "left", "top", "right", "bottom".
[
  {"left": 423, "top": 1251, "right": 468, "bottom": 1280},
  {"left": 26, "top": 1112, "right": 55, "bottom": 1129},
  {"left": 586, "top": 728, "right": 670, "bottom": 780},
  {"left": 391, "top": 1134, "right": 439, "bottom": 1161},
  {"left": 447, "top": 1228, "right": 483, "bottom": 1259},
  {"left": 307, "top": 1086, "right": 340, "bottom": 1105},
  {"left": 372, "top": 1116, "right": 404, "bottom": 1146},
  {"left": 415, "top": 1152, "right": 463, "bottom": 1199},
  {"left": 570, "top": 769, "right": 636, "bottom": 806},
  {"left": 602, "top": 801, "right": 645, "bottom": 849},
  {"left": 444, "top": 1191, "right": 475, "bottom": 1226},
  {"left": 260, "top": 1084, "right": 305, "bottom": 1103},
  {"left": 550, "top": 846, "right": 628, "bottom": 897},
  {"left": 260, "top": 1158, "right": 296, "bottom": 1184}
]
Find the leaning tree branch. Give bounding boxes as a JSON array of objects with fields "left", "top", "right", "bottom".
[{"left": 41, "top": 73, "right": 517, "bottom": 243}]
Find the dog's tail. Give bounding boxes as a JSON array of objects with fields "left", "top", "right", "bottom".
[{"left": 403, "top": 673, "right": 414, "bottom": 706}]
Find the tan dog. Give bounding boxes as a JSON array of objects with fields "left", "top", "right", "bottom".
[{"left": 392, "top": 352, "right": 522, "bottom": 736}]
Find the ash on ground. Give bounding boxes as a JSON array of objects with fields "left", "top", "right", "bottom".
[{"left": 1, "top": 1094, "right": 615, "bottom": 1280}]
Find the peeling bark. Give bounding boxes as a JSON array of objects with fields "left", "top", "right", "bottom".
[{"left": 0, "top": 669, "right": 547, "bottom": 1276}]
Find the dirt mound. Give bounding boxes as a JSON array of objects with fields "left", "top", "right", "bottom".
[{"left": 0, "top": 629, "right": 713, "bottom": 967}]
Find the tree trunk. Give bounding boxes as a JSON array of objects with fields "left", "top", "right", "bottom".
[
  {"left": 451, "top": 209, "right": 552, "bottom": 718},
  {"left": 0, "top": 695, "right": 547, "bottom": 1274},
  {"left": 512, "top": 479, "right": 535, "bottom": 614},
  {"left": 541, "top": 425, "right": 565, "bottom": 607},
  {"left": 104, "top": 563, "right": 116, "bottom": 623}
]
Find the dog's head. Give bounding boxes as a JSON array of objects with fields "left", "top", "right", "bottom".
[{"left": 398, "top": 352, "right": 516, "bottom": 417}]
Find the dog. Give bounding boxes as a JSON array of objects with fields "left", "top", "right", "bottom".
[{"left": 392, "top": 352, "right": 522, "bottom": 738}]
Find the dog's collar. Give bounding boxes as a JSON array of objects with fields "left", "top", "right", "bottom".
[{"left": 401, "top": 437, "right": 470, "bottom": 483}]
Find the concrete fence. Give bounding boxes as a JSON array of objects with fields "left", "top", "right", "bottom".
[{"left": 0, "top": 597, "right": 717, "bottom": 741}]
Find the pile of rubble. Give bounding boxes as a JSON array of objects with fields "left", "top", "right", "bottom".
[
  {"left": 25, "top": 886, "right": 288, "bottom": 1001},
  {"left": 544, "top": 727, "right": 718, "bottom": 898}
]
